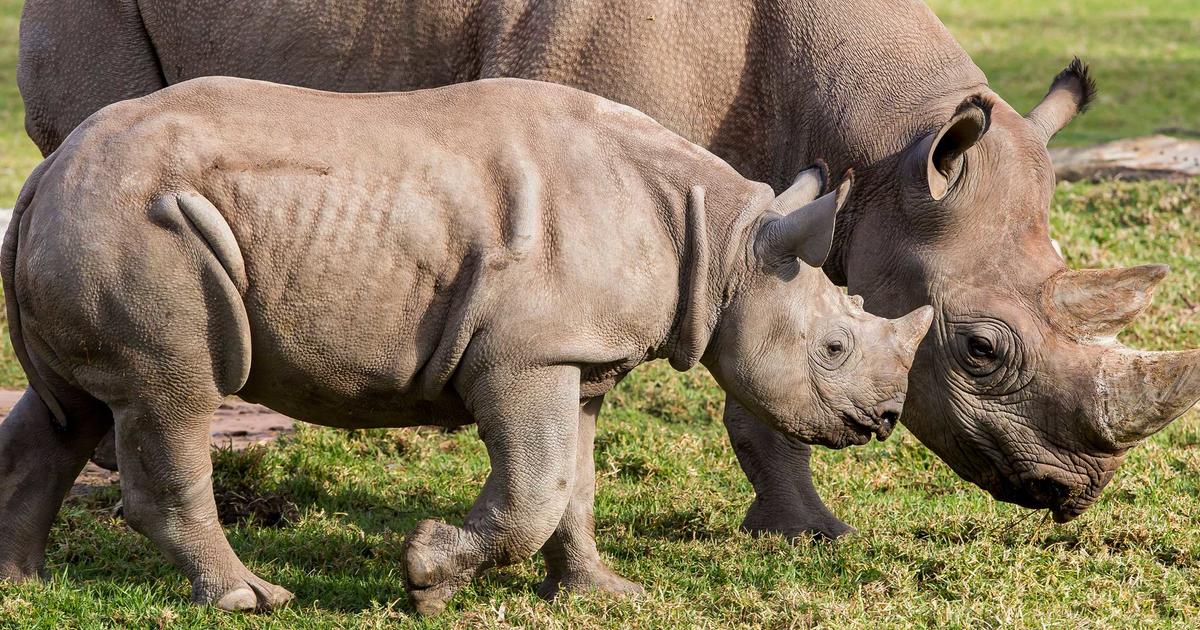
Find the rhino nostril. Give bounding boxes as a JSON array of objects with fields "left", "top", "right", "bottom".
[
  {"left": 873, "top": 399, "right": 904, "bottom": 426},
  {"left": 1025, "top": 476, "right": 1073, "bottom": 506}
]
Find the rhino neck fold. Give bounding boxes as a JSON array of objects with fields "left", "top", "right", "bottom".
[{"left": 662, "top": 184, "right": 766, "bottom": 372}]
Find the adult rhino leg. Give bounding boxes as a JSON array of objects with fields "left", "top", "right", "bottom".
[
  {"left": 114, "top": 390, "right": 292, "bottom": 612},
  {"left": 537, "top": 395, "right": 643, "bottom": 600},
  {"left": 723, "top": 399, "right": 854, "bottom": 540},
  {"left": 0, "top": 387, "right": 110, "bottom": 580},
  {"left": 404, "top": 365, "right": 579, "bottom": 616}
]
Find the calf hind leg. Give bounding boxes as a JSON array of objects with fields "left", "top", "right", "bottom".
[
  {"left": 537, "top": 395, "right": 643, "bottom": 599},
  {"left": 114, "top": 391, "right": 292, "bottom": 611},
  {"left": 0, "top": 387, "right": 111, "bottom": 580},
  {"left": 404, "top": 366, "right": 581, "bottom": 615}
]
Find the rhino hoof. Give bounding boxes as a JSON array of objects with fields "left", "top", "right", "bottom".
[
  {"left": 537, "top": 565, "right": 645, "bottom": 601},
  {"left": 205, "top": 577, "right": 293, "bottom": 613},
  {"left": 741, "top": 501, "right": 856, "bottom": 541},
  {"left": 408, "top": 582, "right": 461, "bottom": 617},
  {"left": 0, "top": 562, "right": 44, "bottom": 584},
  {"left": 404, "top": 519, "right": 474, "bottom": 616},
  {"left": 215, "top": 588, "right": 257, "bottom": 612}
]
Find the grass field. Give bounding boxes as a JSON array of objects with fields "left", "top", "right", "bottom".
[{"left": 0, "top": 1, "right": 1198, "bottom": 628}]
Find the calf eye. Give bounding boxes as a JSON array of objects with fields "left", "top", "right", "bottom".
[{"left": 813, "top": 329, "right": 853, "bottom": 370}]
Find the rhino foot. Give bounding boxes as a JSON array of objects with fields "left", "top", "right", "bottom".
[
  {"left": 0, "top": 561, "right": 44, "bottom": 584},
  {"left": 537, "top": 563, "right": 644, "bottom": 601},
  {"left": 197, "top": 573, "right": 294, "bottom": 613},
  {"left": 404, "top": 519, "right": 478, "bottom": 616},
  {"left": 741, "top": 498, "right": 856, "bottom": 541}
]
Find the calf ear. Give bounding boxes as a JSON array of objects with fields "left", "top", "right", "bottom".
[
  {"left": 757, "top": 171, "right": 853, "bottom": 268},
  {"left": 925, "top": 96, "right": 991, "bottom": 200},
  {"left": 1026, "top": 57, "right": 1096, "bottom": 144}
]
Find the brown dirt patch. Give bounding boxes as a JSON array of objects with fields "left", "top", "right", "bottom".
[{"left": 0, "top": 390, "right": 296, "bottom": 495}]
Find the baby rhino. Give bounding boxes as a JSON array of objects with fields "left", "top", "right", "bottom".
[{"left": 0, "top": 77, "right": 932, "bottom": 614}]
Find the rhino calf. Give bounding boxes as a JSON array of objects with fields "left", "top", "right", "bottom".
[{"left": 0, "top": 77, "right": 932, "bottom": 614}]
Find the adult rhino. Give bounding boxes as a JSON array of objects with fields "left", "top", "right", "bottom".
[{"left": 17, "top": 0, "right": 1200, "bottom": 535}]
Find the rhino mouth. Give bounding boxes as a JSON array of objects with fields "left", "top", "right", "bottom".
[
  {"left": 975, "top": 466, "right": 1097, "bottom": 523},
  {"left": 840, "top": 410, "right": 898, "bottom": 444}
]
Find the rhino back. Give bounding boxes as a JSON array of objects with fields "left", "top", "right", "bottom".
[
  {"left": 107, "top": 0, "right": 984, "bottom": 182},
  {"left": 44, "top": 77, "right": 764, "bottom": 426}
]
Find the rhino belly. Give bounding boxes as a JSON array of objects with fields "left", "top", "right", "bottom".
[
  {"left": 232, "top": 251, "right": 475, "bottom": 430},
  {"left": 235, "top": 323, "right": 474, "bottom": 431}
]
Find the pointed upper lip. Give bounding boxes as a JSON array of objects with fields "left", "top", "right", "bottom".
[
  {"left": 842, "top": 409, "right": 898, "bottom": 442},
  {"left": 975, "top": 468, "right": 1091, "bottom": 522}
]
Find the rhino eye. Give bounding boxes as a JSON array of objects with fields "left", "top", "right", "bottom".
[
  {"left": 813, "top": 328, "right": 853, "bottom": 370},
  {"left": 947, "top": 318, "right": 1023, "bottom": 386},
  {"left": 967, "top": 336, "right": 995, "bottom": 359}
]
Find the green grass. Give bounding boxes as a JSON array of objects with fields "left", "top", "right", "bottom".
[
  {"left": 0, "top": 0, "right": 34, "bottom": 207},
  {"left": 0, "top": 1, "right": 1198, "bottom": 628},
  {"left": 931, "top": 0, "right": 1200, "bottom": 145}
]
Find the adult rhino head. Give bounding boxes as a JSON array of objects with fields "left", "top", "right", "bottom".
[{"left": 841, "top": 60, "right": 1200, "bottom": 521}]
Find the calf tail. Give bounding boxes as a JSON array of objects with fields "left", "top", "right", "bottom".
[{"left": 2, "top": 154, "right": 69, "bottom": 427}]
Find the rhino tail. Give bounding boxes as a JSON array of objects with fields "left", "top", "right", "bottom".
[
  {"left": 150, "top": 192, "right": 253, "bottom": 395},
  {"left": 2, "top": 153, "right": 71, "bottom": 428}
]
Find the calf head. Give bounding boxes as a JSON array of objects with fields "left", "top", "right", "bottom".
[
  {"left": 707, "top": 167, "right": 934, "bottom": 449},
  {"left": 842, "top": 59, "right": 1200, "bottom": 521}
]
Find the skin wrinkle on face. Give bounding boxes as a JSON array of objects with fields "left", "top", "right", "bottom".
[
  {"left": 956, "top": 368, "right": 1118, "bottom": 515},
  {"left": 922, "top": 286, "right": 1120, "bottom": 513}
]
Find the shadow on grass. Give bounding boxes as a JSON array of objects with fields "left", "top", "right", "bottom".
[
  {"left": 625, "top": 506, "right": 734, "bottom": 543},
  {"left": 44, "top": 440, "right": 490, "bottom": 614}
]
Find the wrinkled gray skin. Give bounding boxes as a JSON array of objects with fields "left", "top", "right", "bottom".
[
  {"left": 17, "top": 0, "right": 1200, "bottom": 536},
  {"left": 0, "top": 77, "right": 933, "bottom": 614}
]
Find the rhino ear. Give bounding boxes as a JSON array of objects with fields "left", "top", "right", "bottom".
[
  {"left": 1026, "top": 57, "right": 1096, "bottom": 145},
  {"left": 776, "top": 160, "right": 829, "bottom": 208},
  {"left": 757, "top": 171, "right": 852, "bottom": 268},
  {"left": 925, "top": 97, "right": 991, "bottom": 200}
]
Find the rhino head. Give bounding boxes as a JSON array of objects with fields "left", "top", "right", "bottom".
[
  {"left": 706, "top": 168, "right": 935, "bottom": 449},
  {"left": 840, "top": 59, "right": 1200, "bottom": 521}
]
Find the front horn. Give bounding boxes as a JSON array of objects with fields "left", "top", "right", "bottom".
[{"left": 1097, "top": 348, "right": 1200, "bottom": 446}]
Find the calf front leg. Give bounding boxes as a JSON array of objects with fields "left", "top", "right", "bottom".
[
  {"left": 723, "top": 399, "right": 854, "bottom": 540},
  {"left": 537, "top": 395, "right": 643, "bottom": 600},
  {"left": 404, "top": 365, "right": 580, "bottom": 616}
]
